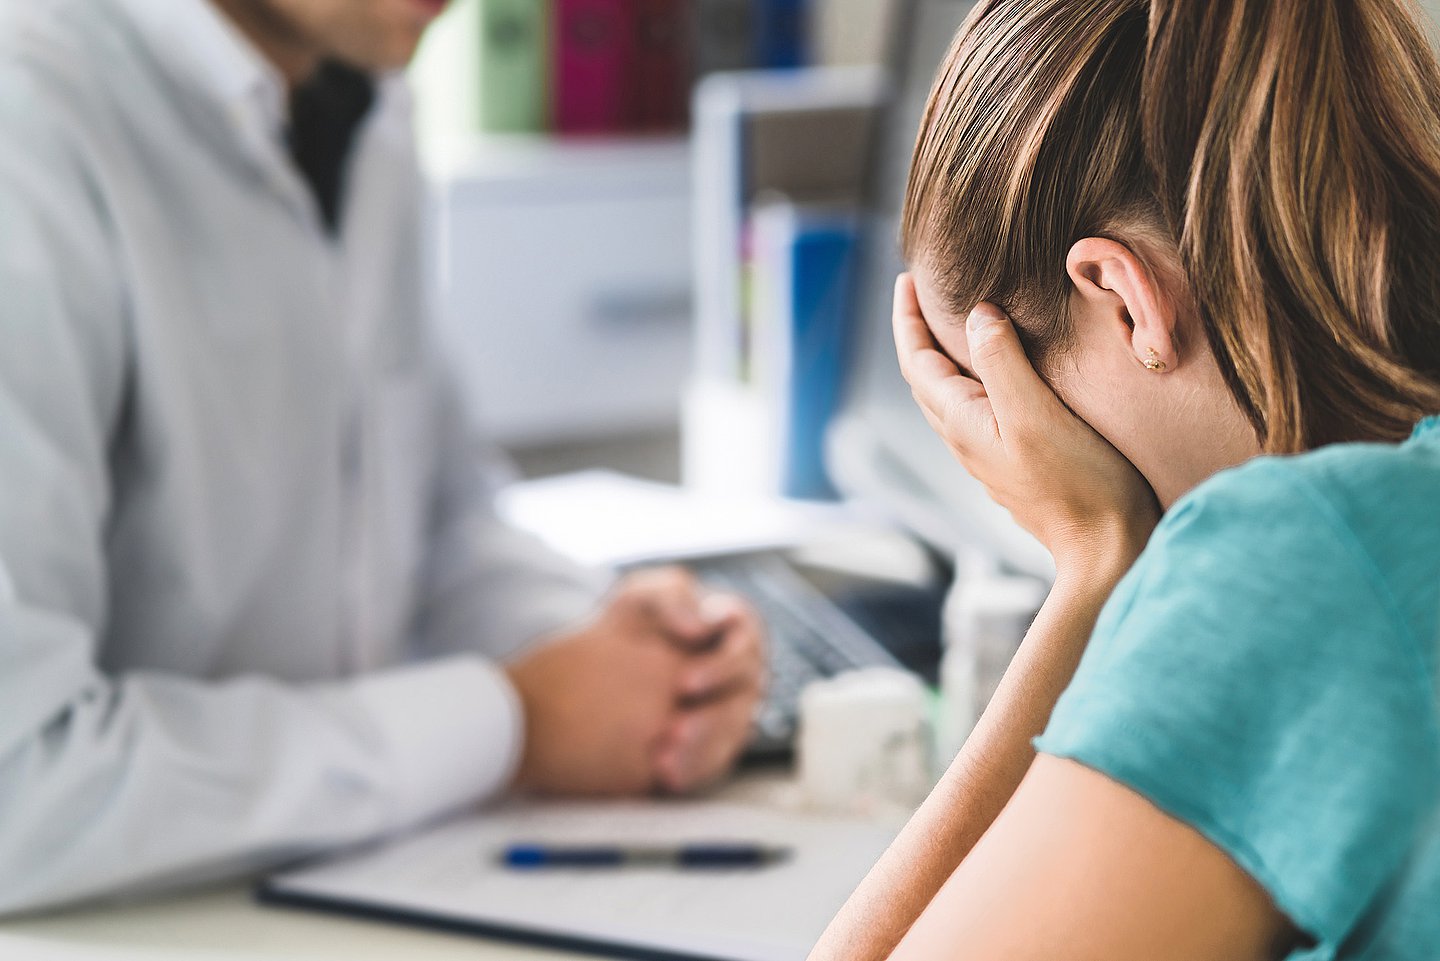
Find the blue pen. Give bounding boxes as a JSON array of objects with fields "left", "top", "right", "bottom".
[{"left": 499, "top": 843, "right": 792, "bottom": 870}]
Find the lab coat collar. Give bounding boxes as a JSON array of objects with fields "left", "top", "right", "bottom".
[
  {"left": 105, "top": 0, "right": 414, "bottom": 234},
  {"left": 109, "top": 0, "right": 290, "bottom": 169}
]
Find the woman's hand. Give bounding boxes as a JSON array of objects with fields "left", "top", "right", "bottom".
[{"left": 893, "top": 273, "right": 1159, "bottom": 579}]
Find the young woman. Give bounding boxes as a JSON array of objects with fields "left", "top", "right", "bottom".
[{"left": 809, "top": 1, "right": 1440, "bottom": 959}]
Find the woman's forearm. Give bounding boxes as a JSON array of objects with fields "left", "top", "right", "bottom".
[{"left": 807, "top": 570, "right": 1126, "bottom": 961}]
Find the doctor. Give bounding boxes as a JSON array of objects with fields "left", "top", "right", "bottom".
[{"left": 0, "top": 0, "right": 766, "bottom": 913}]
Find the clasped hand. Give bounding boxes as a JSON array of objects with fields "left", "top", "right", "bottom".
[
  {"left": 505, "top": 567, "right": 766, "bottom": 797},
  {"left": 892, "top": 274, "right": 1158, "bottom": 579}
]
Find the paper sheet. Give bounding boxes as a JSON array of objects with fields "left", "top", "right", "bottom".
[
  {"left": 262, "top": 799, "right": 899, "bottom": 961},
  {"left": 495, "top": 470, "right": 884, "bottom": 569}
]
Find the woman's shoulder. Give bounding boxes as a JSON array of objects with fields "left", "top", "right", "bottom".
[
  {"left": 1175, "top": 421, "right": 1439, "bottom": 530},
  {"left": 1156, "top": 422, "right": 1440, "bottom": 653},
  {"left": 1043, "top": 422, "right": 1440, "bottom": 954}
]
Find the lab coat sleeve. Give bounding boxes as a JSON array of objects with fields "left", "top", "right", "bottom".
[
  {"left": 0, "top": 61, "right": 520, "bottom": 916},
  {"left": 408, "top": 361, "right": 615, "bottom": 663}
]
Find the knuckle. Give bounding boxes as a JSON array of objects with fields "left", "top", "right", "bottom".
[
  {"left": 617, "top": 570, "right": 655, "bottom": 599},
  {"left": 719, "top": 590, "right": 754, "bottom": 618},
  {"left": 941, "top": 394, "right": 974, "bottom": 434},
  {"left": 660, "top": 565, "right": 697, "bottom": 593},
  {"left": 969, "top": 332, "right": 1008, "bottom": 367}
]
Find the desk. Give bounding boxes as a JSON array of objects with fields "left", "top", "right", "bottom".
[
  {"left": 0, "top": 772, "right": 840, "bottom": 961},
  {"left": 0, "top": 880, "right": 578, "bottom": 961}
]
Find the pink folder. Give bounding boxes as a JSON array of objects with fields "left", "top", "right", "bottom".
[{"left": 553, "top": 0, "right": 637, "bottom": 134}]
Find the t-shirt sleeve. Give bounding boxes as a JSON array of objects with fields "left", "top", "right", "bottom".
[{"left": 1034, "top": 462, "right": 1440, "bottom": 956}]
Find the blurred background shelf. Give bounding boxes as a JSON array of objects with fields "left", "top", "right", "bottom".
[
  {"left": 408, "top": 0, "right": 900, "bottom": 464},
  {"left": 421, "top": 133, "right": 691, "bottom": 188},
  {"left": 427, "top": 134, "right": 694, "bottom": 451}
]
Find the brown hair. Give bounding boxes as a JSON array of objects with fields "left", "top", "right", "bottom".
[{"left": 902, "top": 0, "right": 1440, "bottom": 452}]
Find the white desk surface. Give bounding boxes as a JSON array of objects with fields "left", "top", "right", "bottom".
[
  {"left": 0, "top": 879, "right": 579, "bottom": 961},
  {"left": 0, "top": 772, "right": 836, "bottom": 961}
]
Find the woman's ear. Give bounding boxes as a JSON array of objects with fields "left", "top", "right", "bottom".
[{"left": 1066, "top": 237, "right": 1179, "bottom": 373}]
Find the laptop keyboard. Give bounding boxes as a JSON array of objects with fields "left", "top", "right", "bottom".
[{"left": 690, "top": 554, "right": 905, "bottom": 758}]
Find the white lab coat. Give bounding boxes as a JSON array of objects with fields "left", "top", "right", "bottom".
[{"left": 0, "top": 0, "right": 605, "bottom": 913}]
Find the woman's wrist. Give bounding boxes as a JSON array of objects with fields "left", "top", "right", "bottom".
[{"left": 1051, "top": 524, "right": 1151, "bottom": 597}]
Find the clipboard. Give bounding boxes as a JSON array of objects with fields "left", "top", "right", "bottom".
[{"left": 257, "top": 799, "right": 899, "bottom": 961}]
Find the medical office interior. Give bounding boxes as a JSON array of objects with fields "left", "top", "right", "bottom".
[{"left": 4, "top": 0, "right": 1440, "bottom": 958}]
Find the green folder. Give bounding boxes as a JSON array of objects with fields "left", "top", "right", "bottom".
[{"left": 477, "top": 0, "right": 549, "bottom": 133}]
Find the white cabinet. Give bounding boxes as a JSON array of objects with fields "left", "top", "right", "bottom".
[{"left": 428, "top": 137, "right": 693, "bottom": 446}]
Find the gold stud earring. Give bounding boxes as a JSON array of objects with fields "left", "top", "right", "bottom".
[{"left": 1142, "top": 348, "right": 1167, "bottom": 372}]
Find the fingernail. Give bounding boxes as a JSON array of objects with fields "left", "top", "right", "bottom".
[{"left": 967, "top": 304, "right": 1004, "bottom": 332}]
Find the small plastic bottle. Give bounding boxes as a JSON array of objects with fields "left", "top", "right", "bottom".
[
  {"left": 797, "top": 667, "right": 933, "bottom": 815},
  {"left": 935, "top": 571, "right": 1048, "bottom": 770}
]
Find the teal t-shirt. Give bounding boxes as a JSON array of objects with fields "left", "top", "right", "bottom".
[{"left": 1035, "top": 417, "right": 1440, "bottom": 960}]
